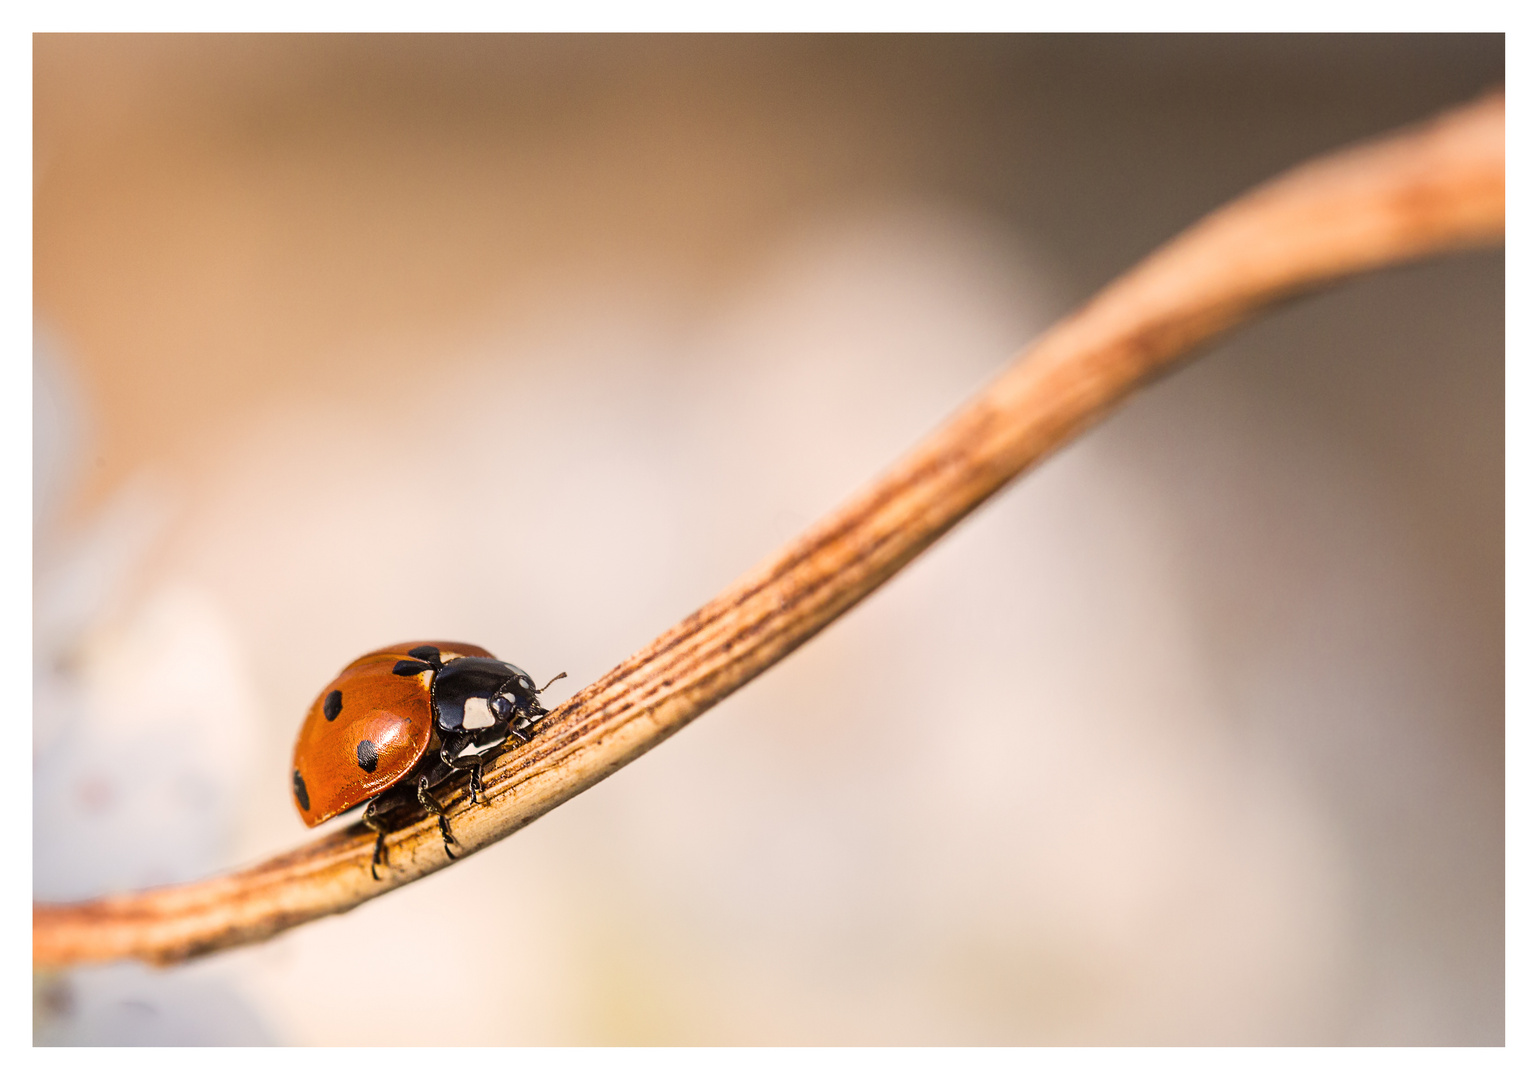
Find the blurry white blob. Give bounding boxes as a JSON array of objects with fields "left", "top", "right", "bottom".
[
  {"left": 35, "top": 577, "right": 260, "bottom": 899},
  {"left": 33, "top": 964, "right": 272, "bottom": 1046}
]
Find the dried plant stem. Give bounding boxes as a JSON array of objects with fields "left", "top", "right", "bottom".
[{"left": 34, "top": 92, "right": 1504, "bottom": 968}]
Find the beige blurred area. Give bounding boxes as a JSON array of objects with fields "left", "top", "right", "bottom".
[{"left": 32, "top": 35, "right": 1503, "bottom": 1045}]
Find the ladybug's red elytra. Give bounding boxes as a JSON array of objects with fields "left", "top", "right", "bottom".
[{"left": 291, "top": 641, "right": 564, "bottom": 877}]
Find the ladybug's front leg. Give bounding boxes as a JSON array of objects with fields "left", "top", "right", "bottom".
[
  {"left": 417, "top": 775, "right": 460, "bottom": 859},
  {"left": 436, "top": 744, "right": 488, "bottom": 804}
]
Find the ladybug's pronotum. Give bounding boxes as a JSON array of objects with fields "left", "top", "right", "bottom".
[{"left": 291, "top": 642, "right": 564, "bottom": 878}]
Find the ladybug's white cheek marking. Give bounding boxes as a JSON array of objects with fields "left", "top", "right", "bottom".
[
  {"left": 461, "top": 696, "right": 495, "bottom": 730},
  {"left": 456, "top": 734, "right": 505, "bottom": 758}
]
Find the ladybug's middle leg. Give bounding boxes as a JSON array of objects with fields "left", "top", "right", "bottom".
[
  {"left": 465, "top": 762, "right": 487, "bottom": 805},
  {"left": 361, "top": 798, "right": 390, "bottom": 881},
  {"left": 417, "top": 775, "right": 460, "bottom": 859}
]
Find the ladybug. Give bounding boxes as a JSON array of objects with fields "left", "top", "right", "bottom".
[{"left": 291, "top": 641, "right": 565, "bottom": 878}]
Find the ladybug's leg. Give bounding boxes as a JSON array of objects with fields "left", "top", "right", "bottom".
[
  {"left": 436, "top": 744, "right": 490, "bottom": 803},
  {"left": 361, "top": 798, "right": 390, "bottom": 881},
  {"left": 417, "top": 775, "right": 460, "bottom": 859}
]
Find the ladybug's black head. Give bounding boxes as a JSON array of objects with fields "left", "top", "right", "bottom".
[
  {"left": 491, "top": 674, "right": 550, "bottom": 733},
  {"left": 489, "top": 692, "right": 531, "bottom": 726}
]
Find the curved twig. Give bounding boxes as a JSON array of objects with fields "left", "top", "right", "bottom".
[{"left": 34, "top": 91, "right": 1504, "bottom": 968}]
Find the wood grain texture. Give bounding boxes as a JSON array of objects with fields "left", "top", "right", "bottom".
[{"left": 34, "top": 91, "right": 1505, "bottom": 968}]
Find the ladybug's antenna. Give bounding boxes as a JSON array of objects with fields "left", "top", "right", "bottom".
[{"left": 536, "top": 672, "right": 568, "bottom": 695}]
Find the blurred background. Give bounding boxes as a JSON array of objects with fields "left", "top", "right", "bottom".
[{"left": 32, "top": 35, "right": 1503, "bottom": 1045}]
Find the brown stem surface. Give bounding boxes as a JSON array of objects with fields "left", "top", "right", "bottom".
[{"left": 34, "top": 91, "right": 1505, "bottom": 968}]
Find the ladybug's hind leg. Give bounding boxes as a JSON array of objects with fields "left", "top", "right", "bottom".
[
  {"left": 361, "top": 798, "right": 391, "bottom": 881},
  {"left": 417, "top": 776, "right": 460, "bottom": 860}
]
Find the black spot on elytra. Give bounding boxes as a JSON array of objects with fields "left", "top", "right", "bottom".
[
  {"left": 407, "top": 645, "right": 442, "bottom": 667},
  {"left": 323, "top": 689, "right": 342, "bottom": 721},
  {"left": 357, "top": 739, "right": 379, "bottom": 773},
  {"left": 293, "top": 769, "right": 310, "bottom": 812},
  {"left": 392, "top": 659, "right": 432, "bottom": 677}
]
